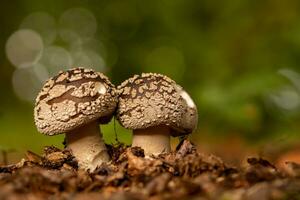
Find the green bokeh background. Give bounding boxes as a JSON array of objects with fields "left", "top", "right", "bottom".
[{"left": 1, "top": 0, "right": 300, "bottom": 160}]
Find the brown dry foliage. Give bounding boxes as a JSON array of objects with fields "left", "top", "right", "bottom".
[{"left": 1, "top": 140, "right": 300, "bottom": 200}]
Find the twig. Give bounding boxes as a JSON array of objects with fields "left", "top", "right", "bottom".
[
  {"left": 113, "top": 117, "right": 120, "bottom": 143},
  {"left": 1, "top": 150, "right": 8, "bottom": 165}
]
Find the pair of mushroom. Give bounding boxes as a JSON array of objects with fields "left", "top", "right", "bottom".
[{"left": 34, "top": 68, "right": 198, "bottom": 171}]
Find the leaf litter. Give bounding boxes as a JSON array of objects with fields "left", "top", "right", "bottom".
[{"left": 1, "top": 140, "right": 300, "bottom": 200}]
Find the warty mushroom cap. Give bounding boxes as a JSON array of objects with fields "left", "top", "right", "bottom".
[
  {"left": 34, "top": 67, "right": 118, "bottom": 135},
  {"left": 117, "top": 73, "right": 198, "bottom": 136}
]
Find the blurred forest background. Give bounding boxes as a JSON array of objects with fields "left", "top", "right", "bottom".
[{"left": 1, "top": 0, "right": 300, "bottom": 165}]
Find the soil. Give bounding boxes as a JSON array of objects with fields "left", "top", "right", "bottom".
[{"left": 1, "top": 140, "right": 300, "bottom": 200}]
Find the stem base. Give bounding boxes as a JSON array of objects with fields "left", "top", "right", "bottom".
[
  {"left": 66, "top": 121, "right": 109, "bottom": 171},
  {"left": 133, "top": 126, "right": 171, "bottom": 156}
]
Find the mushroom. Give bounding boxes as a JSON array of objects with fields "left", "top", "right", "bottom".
[
  {"left": 34, "top": 67, "right": 118, "bottom": 171},
  {"left": 116, "top": 73, "right": 198, "bottom": 156}
]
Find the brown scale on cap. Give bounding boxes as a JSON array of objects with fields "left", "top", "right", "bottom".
[
  {"left": 34, "top": 67, "right": 118, "bottom": 136},
  {"left": 117, "top": 73, "right": 197, "bottom": 137}
]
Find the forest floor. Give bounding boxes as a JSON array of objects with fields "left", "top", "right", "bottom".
[{"left": 1, "top": 140, "right": 300, "bottom": 200}]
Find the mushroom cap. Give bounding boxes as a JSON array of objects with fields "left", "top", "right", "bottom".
[
  {"left": 34, "top": 67, "right": 118, "bottom": 135},
  {"left": 116, "top": 73, "right": 198, "bottom": 136}
]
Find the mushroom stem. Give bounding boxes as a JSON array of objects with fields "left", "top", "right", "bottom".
[
  {"left": 65, "top": 121, "right": 110, "bottom": 171},
  {"left": 132, "top": 125, "right": 171, "bottom": 156}
]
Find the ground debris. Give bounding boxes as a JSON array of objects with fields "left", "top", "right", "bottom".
[
  {"left": 244, "top": 157, "right": 282, "bottom": 184},
  {"left": 1, "top": 140, "right": 300, "bottom": 200}
]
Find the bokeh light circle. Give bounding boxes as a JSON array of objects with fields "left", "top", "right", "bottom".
[
  {"left": 71, "top": 49, "right": 106, "bottom": 72},
  {"left": 12, "top": 67, "right": 44, "bottom": 103},
  {"left": 20, "top": 12, "right": 57, "bottom": 45},
  {"left": 270, "top": 87, "right": 300, "bottom": 111},
  {"left": 71, "top": 38, "right": 107, "bottom": 59},
  {"left": 59, "top": 7, "right": 97, "bottom": 45},
  {"left": 32, "top": 63, "right": 50, "bottom": 83},
  {"left": 6, "top": 29, "right": 43, "bottom": 68},
  {"left": 39, "top": 45, "right": 72, "bottom": 77}
]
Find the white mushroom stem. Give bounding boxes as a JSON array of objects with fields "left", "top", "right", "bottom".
[
  {"left": 132, "top": 125, "right": 171, "bottom": 156},
  {"left": 65, "top": 121, "right": 110, "bottom": 172}
]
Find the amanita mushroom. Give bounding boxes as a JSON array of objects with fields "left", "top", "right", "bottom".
[
  {"left": 117, "top": 73, "right": 198, "bottom": 156},
  {"left": 34, "top": 67, "right": 118, "bottom": 171}
]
